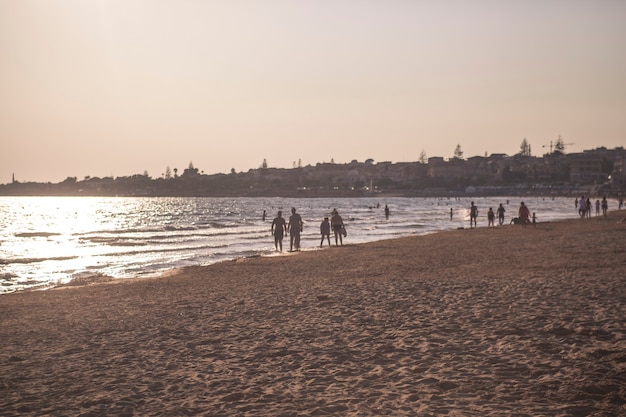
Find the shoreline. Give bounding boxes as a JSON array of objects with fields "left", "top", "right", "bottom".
[
  {"left": 1, "top": 211, "right": 625, "bottom": 416},
  {"left": 0, "top": 194, "right": 588, "bottom": 295}
]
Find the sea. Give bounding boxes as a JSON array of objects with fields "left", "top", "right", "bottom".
[{"left": 0, "top": 196, "right": 580, "bottom": 294}]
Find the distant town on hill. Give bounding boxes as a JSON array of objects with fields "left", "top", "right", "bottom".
[{"left": 2, "top": 144, "right": 625, "bottom": 198}]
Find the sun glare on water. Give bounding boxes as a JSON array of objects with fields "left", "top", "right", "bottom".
[{"left": 1, "top": 197, "right": 119, "bottom": 289}]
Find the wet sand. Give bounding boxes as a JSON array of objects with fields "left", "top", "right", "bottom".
[{"left": 1, "top": 211, "right": 625, "bottom": 416}]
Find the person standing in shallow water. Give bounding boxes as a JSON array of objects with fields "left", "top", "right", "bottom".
[
  {"left": 271, "top": 211, "right": 287, "bottom": 252},
  {"left": 601, "top": 196, "right": 608, "bottom": 217},
  {"left": 497, "top": 203, "right": 505, "bottom": 226},
  {"left": 469, "top": 201, "right": 478, "bottom": 228},
  {"left": 519, "top": 201, "right": 530, "bottom": 226},
  {"left": 331, "top": 209, "right": 344, "bottom": 246},
  {"left": 320, "top": 217, "right": 331, "bottom": 247},
  {"left": 288, "top": 207, "right": 303, "bottom": 252},
  {"left": 487, "top": 207, "right": 495, "bottom": 227}
]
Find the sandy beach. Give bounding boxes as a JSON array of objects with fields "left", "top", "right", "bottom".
[{"left": 1, "top": 211, "right": 625, "bottom": 416}]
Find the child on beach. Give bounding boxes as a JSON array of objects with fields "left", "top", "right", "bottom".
[
  {"left": 487, "top": 207, "right": 495, "bottom": 227},
  {"left": 320, "top": 217, "right": 331, "bottom": 247}
]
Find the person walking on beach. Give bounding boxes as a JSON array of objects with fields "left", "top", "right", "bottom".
[
  {"left": 601, "top": 196, "right": 608, "bottom": 217},
  {"left": 578, "top": 196, "right": 587, "bottom": 218},
  {"left": 271, "top": 211, "right": 287, "bottom": 251},
  {"left": 469, "top": 201, "right": 478, "bottom": 228},
  {"left": 331, "top": 209, "right": 345, "bottom": 246},
  {"left": 487, "top": 207, "right": 495, "bottom": 227},
  {"left": 497, "top": 203, "right": 505, "bottom": 225},
  {"left": 288, "top": 207, "right": 303, "bottom": 252},
  {"left": 320, "top": 217, "right": 331, "bottom": 247},
  {"left": 519, "top": 201, "right": 530, "bottom": 226}
]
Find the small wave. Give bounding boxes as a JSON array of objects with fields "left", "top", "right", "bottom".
[
  {"left": 73, "top": 227, "right": 166, "bottom": 236},
  {"left": 109, "top": 241, "right": 147, "bottom": 247},
  {"left": 1, "top": 273, "right": 18, "bottom": 285},
  {"left": 0, "top": 256, "right": 78, "bottom": 265},
  {"left": 15, "top": 232, "right": 61, "bottom": 238},
  {"left": 79, "top": 237, "right": 147, "bottom": 247},
  {"left": 57, "top": 273, "right": 115, "bottom": 287},
  {"left": 164, "top": 225, "right": 198, "bottom": 232},
  {"left": 92, "top": 242, "right": 231, "bottom": 258},
  {"left": 196, "top": 222, "right": 239, "bottom": 229}
]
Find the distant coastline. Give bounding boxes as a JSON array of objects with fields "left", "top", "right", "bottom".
[
  {"left": 2, "top": 146, "right": 624, "bottom": 198},
  {"left": 0, "top": 180, "right": 610, "bottom": 199}
]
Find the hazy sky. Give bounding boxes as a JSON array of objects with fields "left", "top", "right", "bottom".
[{"left": 2, "top": 0, "right": 625, "bottom": 183}]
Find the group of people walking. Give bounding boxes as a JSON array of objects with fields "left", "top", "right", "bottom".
[
  {"left": 576, "top": 196, "right": 608, "bottom": 218},
  {"left": 468, "top": 201, "right": 535, "bottom": 227},
  {"left": 270, "top": 208, "right": 346, "bottom": 252}
]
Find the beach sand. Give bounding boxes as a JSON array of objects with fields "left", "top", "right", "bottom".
[{"left": 1, "top": 212, "right": 625, "bottom": 416}]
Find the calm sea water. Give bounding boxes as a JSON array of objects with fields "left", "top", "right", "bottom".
[{"left": 0, "top": 196, "right": 578, "bottom": 294}]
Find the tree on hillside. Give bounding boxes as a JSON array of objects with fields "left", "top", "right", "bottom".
[
  {"left": 183, "top": 161, "right": 199, "bottom": 177},
  {"left": 519, "top": 138, "right": 531, "bottom": 156},
  {"left": 418, "top": 149, "right": 427, "bottom": 164},
  {"left": 453, "top": 144, "right": 464, "bottom": 160}
]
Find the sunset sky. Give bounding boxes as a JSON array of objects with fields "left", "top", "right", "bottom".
[{"left": 1, "top": 0, "right": 625, "bottom": 183}]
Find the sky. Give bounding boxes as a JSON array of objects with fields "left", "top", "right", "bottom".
[{"left": 1, "top": 0, "right": 625, "bottom": 183}]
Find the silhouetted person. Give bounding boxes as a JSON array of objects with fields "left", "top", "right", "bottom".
[
  {"left": 320, "top": 217, "right": 331, "bottom": 247},
  {"left": 519, "top": 202, "right": 530, "bottom": 226},
  {"left": 331, "top": 209, "right": 344, "bottom": 246},
  {"left": 288, "top": 207, "right": 303, "bottom": 251},
  {"left": 601, "top": 196, "right": 608, "bottom": 216},
  {"left": 384, "top": 204, "right": 390, "bottom": 219},
  {"left": 271, "top": 211, "right": 287, "bottom": 251},
  {"left": 469, "top": 201, "right": 478, "bottom": 228},
  {"left": 578, "top": 196, "right": 587, "bottom": 218},
  {"left": 497, "top": 203, "right": 505, "bottom": 225},
  {"left": 487, "top": 207, "right": 495, "bottom": 227}
]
